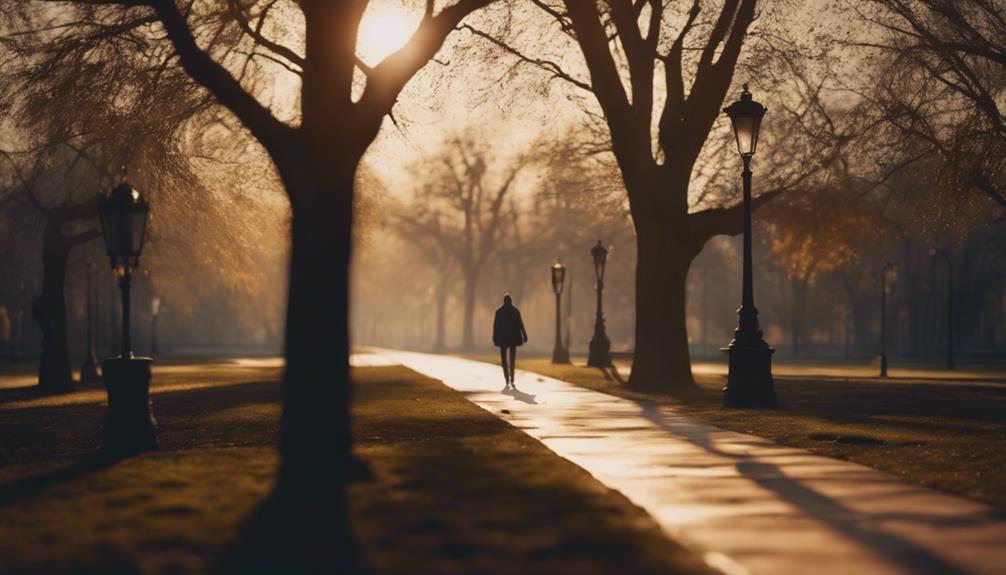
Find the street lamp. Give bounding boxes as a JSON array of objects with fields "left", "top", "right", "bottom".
[
  {"left": 928, "top": 248, "right": 955, "bottom": 370},
  {"left": 97, "top": 175, "right": 157, "bottom": 455},
  {"left": 151, "top": 295, "right": 161, "bottom": 356},
  {"left": 551, "top": 259, "right": 570, "bottom": 364},
  {"left": 879, "top": 261, "right": 897, "bottom": 378},
  {"left": 722, "top": 84, "right": 776, "bottom": 408},
  {"left": 79, "top": 260, "right": 101, "bottom": 384},
  {"left": 587, "top": 240, "right": 612, "bottom": 367}
]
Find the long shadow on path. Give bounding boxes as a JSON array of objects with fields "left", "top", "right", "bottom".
[{"left": 635, "top": 402, "right": 986, "bottom": 575}]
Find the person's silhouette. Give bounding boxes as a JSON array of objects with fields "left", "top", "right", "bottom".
[{"left": 492, "top": 294, "right": 527, "bottom": 388}]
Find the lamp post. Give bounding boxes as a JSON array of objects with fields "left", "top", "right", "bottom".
[
  {"left": 879, "top": 261, "right": 897, "bottom": 378},
  {"left": 551, "top": 259, "right": 570, "bottom": 364},
  {"left": 565, "top": 267, "right": 573, "bottom": 354},
  {"left": 928, "top": 248, "right": 955, "bottom": 370},
  {"left": 97, "top": 174, "right": 157, "bottom": 455},
  {"left": 151, "top": 295, "right": 161, "bottom": 356},
  {"left": 79, "top": 261, "right": 101, "bottom": 384},
  {"left": 722, "top": 84, "right": 776, "bottom": 408},
  {"left": 587, "top": 240, "right": 612, "bottom": 367}
]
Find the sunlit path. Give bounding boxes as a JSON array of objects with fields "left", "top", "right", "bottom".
[{"left": 362, "top": 349, "right": 1006, "bottom": 575}]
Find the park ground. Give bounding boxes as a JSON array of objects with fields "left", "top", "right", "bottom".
[
  {"left": 462, "top": 353, "right": 1006, "bottom": 508},
  {"left": 0, "top": 360, "right": 713, "bottom": 575}
]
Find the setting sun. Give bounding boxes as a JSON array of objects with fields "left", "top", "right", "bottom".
[{"left": 357, "top": 5, "right": 416, "bottom": 65}]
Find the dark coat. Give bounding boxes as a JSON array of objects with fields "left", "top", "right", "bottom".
[{"left": 493, "top": 303, "right": 528, "bottom": 347}]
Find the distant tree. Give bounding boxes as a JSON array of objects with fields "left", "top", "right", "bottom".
[
  {"left": 1, "top": 147, "right": 102, "bottom": 391},
  {"left": 466, "top": 1, "right": 846, "bottom": 389},
  {"left": 397, "top": 135, "right": 524, "bottom": 350},
  {"left": 763, "top": 184, "right": 883, "bottom": 356},
  {"left": 857, "top": 0, "right": 1006, "bottom": 220},
  {"left": 0, "top": 11, "right": 282, "bottom": 388}
]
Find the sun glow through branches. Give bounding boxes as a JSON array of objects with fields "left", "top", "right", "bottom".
[{"left": 357, "top": 5, "right": 416, "bottom": 65}]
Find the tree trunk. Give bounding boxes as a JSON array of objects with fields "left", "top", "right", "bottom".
[
  {"left": 461, "top": 270, "right": 478, "bottom": 350},
  {"left": 628, "top": 224, "right": 696, "bottom": 389},
  {"left": 238, "top": 153, "right": 359, "bottom": 572},
  {"left": 790, "top": 277, "right": 800, "bottom": 358},
  {"left": 433, "top": 271, "right": 448, "bottom": 352},
  {"left": 34, "top": 237, "right": 72, "bottom": 392},
  {"left": 278, "top": 164, "right": 355, "bottom": 493}
]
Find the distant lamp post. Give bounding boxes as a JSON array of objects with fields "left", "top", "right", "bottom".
[
  {"left": 928, "top": 248, "right": 955, "bottom": 370},
  {"left": 98, "top": 174, "right": 157, "bottom": 455},
  {"left": 79, "top": 261, "right": 100, "bottom": 384},
  {"left": 722, "top": 84, "right": 776, "bottom": 408},
  {"left": 551, "top": 259, "right": 570, "bottom": 364},
  {"left": 879, "top": 261, "right": 897, "bottom": 378},
  {"left": 151, "top": 295, "right": 161, "bottom": 356},
  {"left": 587, "top": 240, "right": 612, "bottom": 367}
]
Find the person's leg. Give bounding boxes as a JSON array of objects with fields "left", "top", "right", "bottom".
[
  {"left": 509, "top": 346, "right": 517, "bottom": 385},
  {"left": 499, "top": 346, "right": 509, "bottom": 385}
]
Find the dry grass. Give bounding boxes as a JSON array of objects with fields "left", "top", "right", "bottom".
[
  {"left": 0, "top": 363, "right": 711, "bottom": 575},
  {"left": 464, "top": 355, "right": 1006, "bottom": 508}
]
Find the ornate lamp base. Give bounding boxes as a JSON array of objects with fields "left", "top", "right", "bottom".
[
  {"left": 722, "top": 342, "right": 776, "bottom": 407},
  {"left": 587, "top": 331, "right": 612, "bottom": 367},
  {"left": 101, "top": 356, "right": 158, "bottom": 456}
]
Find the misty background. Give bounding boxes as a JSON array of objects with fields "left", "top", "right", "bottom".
[{"left": 0, "top": 0, "right": 1004, "bottom": 365}]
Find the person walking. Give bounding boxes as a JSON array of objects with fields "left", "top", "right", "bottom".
[{"left": 493, "top": 294, "right": 528, "bottom": 388}]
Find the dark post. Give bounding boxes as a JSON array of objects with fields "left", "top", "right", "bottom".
[
  {"left": 880, "top": 267, "right": 888, "bottom": 378},
  {"left": 119, "top": 268, "right": 131, "bottom": 357},
  {"left": 564, "top": 268, "right": 572, "bottom": 353},
  {"left": 151, "top": 296, "right": 161, "bottom": 356},
  {"left": 879, "top": 261, "right": 896, "bottom": 378},
  {"left": 947, "top": 264, "right": 954, "bottom": 369},
  {"left": 551, "top": 259, "right": 570, "bottom": 364},
  {"left": 79, "top": 261, "right": 100, "bottom": 384},
  {"left": 587, "top": 240, "right": 612, "bottom": 367},
  {"left": 721, "top": 85, "right": 775, "bottom": 407}
]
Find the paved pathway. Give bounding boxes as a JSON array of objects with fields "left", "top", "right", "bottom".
[{"left": 365, "top": 350, "right": 1006, "bottom": 575}]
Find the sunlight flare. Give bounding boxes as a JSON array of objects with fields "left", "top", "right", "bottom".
[{"left": 357, "top": 4, "right": 417, "bottom": 65}]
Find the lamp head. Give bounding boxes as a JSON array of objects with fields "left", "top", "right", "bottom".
[
  {"left": 551, "top": 258, "right": 566, "bottom": 295},
  {"left": 98, "top": 178, "right": 149, "bottom": 270},
  {"left": 591, "top": 240, "right": 608, "bottom": 282},
  {"left": 723, "top": 83, "right": 767, "bottom": 157}
]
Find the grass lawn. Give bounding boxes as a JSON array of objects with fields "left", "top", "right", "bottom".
[
  {"left": 0, "top": 363, "right": 711, "bottom": 575},
  {"left": 464, "top": 355, "right": 1006, "bottom": 508}
]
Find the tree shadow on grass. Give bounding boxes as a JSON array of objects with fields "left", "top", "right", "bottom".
[
  {"left": 0, "top": 380, "right": 283, "bottom": 467},
  {"left": 214, "top": 486, "right": 362, "bottom": 575},
  {"left": 0, "top": 453, "right": 119, "bottom": 506}
]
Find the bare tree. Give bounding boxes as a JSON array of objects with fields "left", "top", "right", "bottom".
[
  {"left": 1, "top": 147, "right": 102, "bottom": 391},
  {"left": 3, "top": 1, "right": 499, "bottom": 567},
  {"left": 463, "top": 1, "right": 843, "bottom": 389},
  {"left": 397, "top": 135, "right": 523, "bottom": 350},
  {"left": 855, "top": 0, "right": 1006, "bottom": 218}
]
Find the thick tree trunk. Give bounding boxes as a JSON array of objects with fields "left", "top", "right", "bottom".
[
  {"left": 236, "top": 152, "right": 360, "bottom": 573},
  {"left": 628, "top": 224, "right": 696, "bottom": 390},
  {"left": 461, "top": 270, "right": 478, "bottom": 350},
  {"left": 34, "top": 240, "right": 72, "bottom": 392},
  {"left": 278, "top": 164, "right": 355, "bottom": 493}
]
